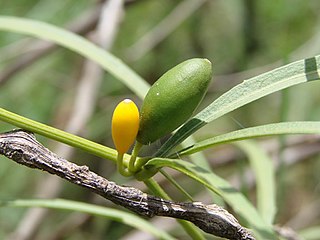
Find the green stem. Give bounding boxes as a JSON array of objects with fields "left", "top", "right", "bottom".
[
  {"left": 144, "top": 178, "right": 170, "bottom": 198},
  {"left": 143, "top": 178, "right": 205, "bottom": 240},
  {"left": 278, "top": 88, "right": 290, "bottom": 214},
  {"left": 117, "top": 153, "right": 132, "bottom": 177},
  {"left": 134, "top": 156, "right": 150, "bottom": 171},
  {"left": 0, "top": 108, "right": 117, "bottom": 162},
  {"left": 160, "top": 169, "right": 194, "bottom": 201},
  {"left": 128, "top": 141, "right": 143, "bottom": 172}
]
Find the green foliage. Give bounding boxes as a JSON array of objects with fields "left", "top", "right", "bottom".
[
  {"left": 0, "top": 16, "right": 150, "bottom": 99},
  {"left": 155, "top": 56, "right": 320, "bottom": 157},
  {"left": 177, "top": 121, "right": 320, "bottom": 156},
  {"left": 144, "top": 157, "right": 275, "bottom": 239},
  {"left": 0, "top": 1, "right": 320, "bottom": 239},
  {"left": 0, "top": 199, "right": 175, "bottom": 240},
  {"left": 235, "top": 141, "right": 276, "bottom": 225}
]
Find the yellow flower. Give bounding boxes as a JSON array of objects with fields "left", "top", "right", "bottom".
[{"left": 112, "top": 99, "right": 139, "bottom": 154}]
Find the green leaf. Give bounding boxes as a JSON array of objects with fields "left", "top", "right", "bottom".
[
  {"left": 177, "top": 121, "right": 320, "bottom": 156},
  {"left": 180, "top": 137, "right": 212, "bottom": 170},
  {"left": 156, "top": 56, "right": 320, "bottom": 157},
  {"left": 0, "top": 16, "right": 150, "bottom": 99},
  {"left": 144, "top": 158, "right": 277, "bottom": 239},
  {"left": 236, "top": 140, "right": 276, "bottom": 225},
  {"left": 0, "top": 198, "right": 175, "bottom": 240}
]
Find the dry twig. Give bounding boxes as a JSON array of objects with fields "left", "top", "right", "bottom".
[{"left": 0, "top": 129, "right": 254, "bottom": 240}]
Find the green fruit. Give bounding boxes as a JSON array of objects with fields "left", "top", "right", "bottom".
[{"left": 137, "top": 58, "right": 213, "bottom": 145}]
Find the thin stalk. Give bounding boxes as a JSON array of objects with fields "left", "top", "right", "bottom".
[
  {"left": 277, "top": 54, "right": 290, "bottom": 217},
  {"left": 128, "top": 141, "right": 143, "bottom": 172},
  {"left": 117, "top": 153, "right": 132, "bottom": 177},
  {"left": 160, "top": 169, "right": 194, "bottom": 201},
  {"left": 278, "top": 88, "right": 290, "bottom": 213},
  {"left": 0, "top": 108, "right": 117, "bottom": 162},
  {"left": 143, "top": 178, "right": 205, "bottom": 240}
]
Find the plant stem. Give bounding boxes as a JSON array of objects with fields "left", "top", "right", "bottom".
[
  {"left": 0, "top": 107, "right": 117, "bottom": 162},
  {"left": 143, "top": 178, "right": 205, "bottom": 240},
  {"left": 117, "top": 153, "right": 132, "bottom": 177},
  {"left": 128, "top": 141, "right": 143, "bottom": 172},
  {"left": 160, "top": 169, "right": 194, "bottom": 201},
  {"left": 278, "top": 88, "right": 290, "bottom": 214}
]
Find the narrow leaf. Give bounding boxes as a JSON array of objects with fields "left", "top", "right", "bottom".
[
  {"left": 156, "top": 56, "right": 320, "bottom": 157},
  {"left": 0, "top": 16, "right": 150, "bottom": 98},
  {"left": 178, "top": 121, "right": 320, "bottom": 156},
  {"left": 145, "top": 158, "right": 277, "bottom": 239},
  {"left": 0, "top": 198, "right": 175, "bottom": 240},
  {"left": 236, "top": 140, "right": 276, "bottom": 225}
]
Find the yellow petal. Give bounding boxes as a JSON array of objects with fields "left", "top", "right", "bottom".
[{"left": 112, "top": 99, "right": 139, "bottom": 154}]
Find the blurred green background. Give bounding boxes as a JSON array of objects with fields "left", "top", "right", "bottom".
[{"left": 0, "top": 0, "right": 320, "bottom": 239}]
